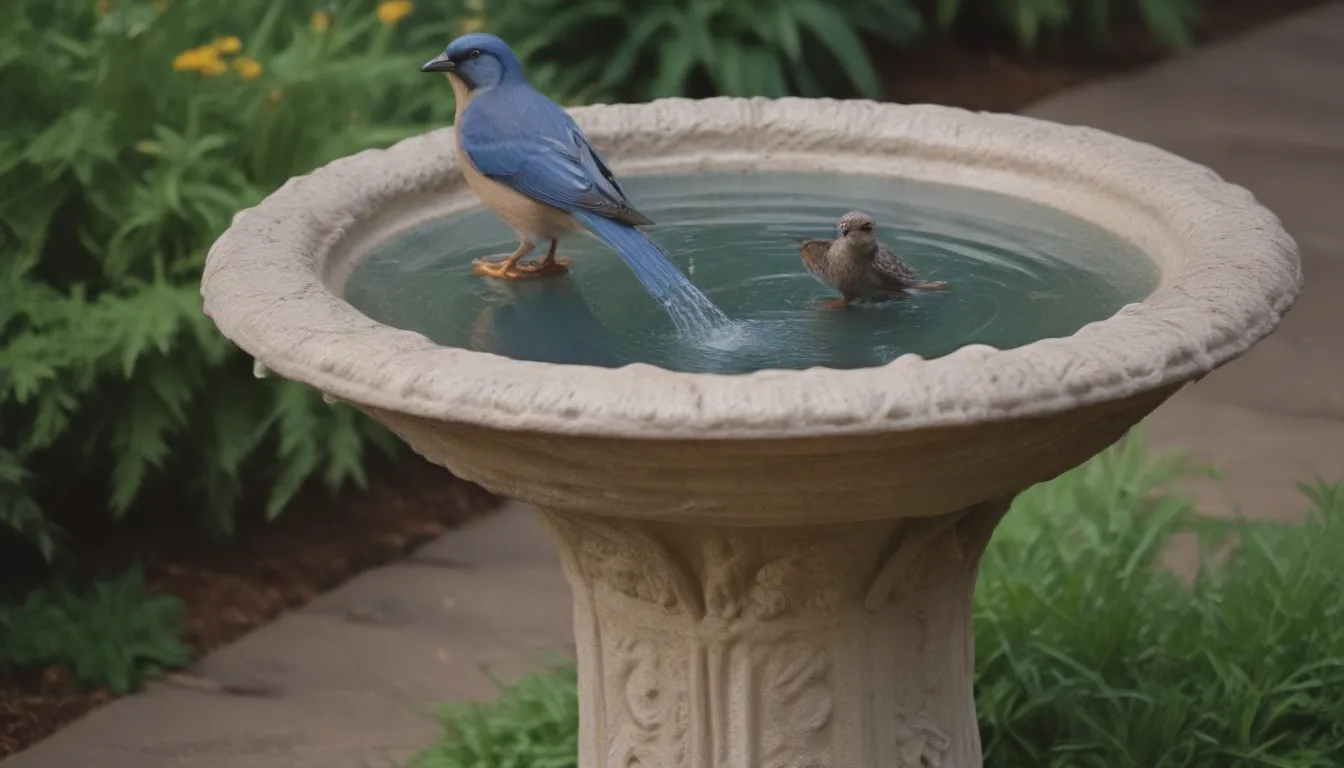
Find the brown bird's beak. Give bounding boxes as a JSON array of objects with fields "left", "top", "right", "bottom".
[{"left": 420, "top": 52, "right": 456, "bottom": 73}]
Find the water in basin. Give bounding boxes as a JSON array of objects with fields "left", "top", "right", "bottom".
[{"left": 346, "top": 172, "right": 1158, "bottom": 374}]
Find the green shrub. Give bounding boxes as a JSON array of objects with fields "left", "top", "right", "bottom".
[
  {"left": 478, "top": 0, "right": 1201, "bottom": 105},
  {"left": 410, "top": 436, "right": 1344, "bottom": 767},
  {"left": 0, "top": 566, "right": 190, "bottom": 693},
  {"left": 933, "top": 0, "right": 1199, "bottom": 51},
  {"left": 0, "top": 0, "right": 478, "bottom": 557},
  {"left": 479, "top": 0, "right": 925, "bottom": 102},
  {"left": 409, "top": 666, "right": 581, "bottom": 768},
  {"left": 978, "top": 436, "right": 1344, "bottom": 765}
]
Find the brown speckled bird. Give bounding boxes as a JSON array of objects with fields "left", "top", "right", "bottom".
[{"left": 800, "top": 211, "right": 949, "bottom": 309}]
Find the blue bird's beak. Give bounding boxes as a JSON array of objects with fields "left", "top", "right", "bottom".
[{"left": 421, "top": 53, "right": 455, "bottom": 73}]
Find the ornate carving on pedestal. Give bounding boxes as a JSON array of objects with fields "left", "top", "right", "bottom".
[
  {"left": 893, "top": 711, "right": 952, "bottom": 767},
  {"left": 759, "top": 638, "right": 834, "bottom": 768},
  {"left": 539, "top": 506, "right": 1004, "bottom": 768},
  {"left": 583, "top": 534, "right": 679, "bottom": 612},
  {"left": 748, "top": 543, "right": 844, "bottom": 620},
  {"left": 607, "top": 635, "right": 691, "bottom": 768},
  {"left": 560, "top": 514, "right": 885, "bottom": 623},
  {"left": 702, "top": 536, "right": 750, "bottom": 619},
  {"left": 700, "top": 537, "right": 845, "bottom": 621},
  {"left": 561, "top": 514, "right": 706, "bottom": 618}
]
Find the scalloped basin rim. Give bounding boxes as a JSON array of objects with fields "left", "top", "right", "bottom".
[{"left": 201, "top": 97, "right": 1301, "bottom": 440}]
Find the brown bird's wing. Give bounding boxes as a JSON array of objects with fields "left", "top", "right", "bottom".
[
  {"left": 872, "top": 242, "right": 919, "bottom": 288},
  {"left": 799, "top": 238, "right": 834, "bottom": 274}
]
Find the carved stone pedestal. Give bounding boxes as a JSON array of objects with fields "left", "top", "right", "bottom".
[{"left": 539, "top": 498, "right": 1011, "bottom": 768}]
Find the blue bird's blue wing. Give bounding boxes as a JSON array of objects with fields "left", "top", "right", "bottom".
[{"left": 459, "top": 89, "right": 653, "bottom": 226}]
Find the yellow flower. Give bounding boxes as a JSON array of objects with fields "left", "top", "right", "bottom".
[
  {"left": 233, "top": 57, "right": 263, "bottom": 80},
  {"left": 459, "top": 16, "right": 482, "bottom": 34},
  {"left": 172, "top": 45, "right": 224, "bottom": 74},
  {"left": 311, "top": 10, "right": 330, "bottom": 33},
  {"left": 376, "top": 0, "right": 413, "bottom": 25},
  {"left": 212, "top": 35, "right": 242, "bottom": 54}
]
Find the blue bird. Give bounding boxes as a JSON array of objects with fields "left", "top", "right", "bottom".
[{"left": 421, "top": 34, "right": 667, "bottom": 283}]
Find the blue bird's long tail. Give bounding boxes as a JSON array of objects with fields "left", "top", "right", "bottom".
[{"left": 571, "top": 210, "right": 730, "bottom": 338}]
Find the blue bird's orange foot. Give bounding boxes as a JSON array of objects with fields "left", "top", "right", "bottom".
[
  {"left": 472, "top": 240, "right": 572, "bottom": 280},
  {"left": 472, "top": 256, "right": 573, "bottom": 279}
]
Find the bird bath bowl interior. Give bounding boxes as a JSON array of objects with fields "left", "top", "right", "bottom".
[
  {"left": 202, "top": 98, "right": 1300, "bottom": 767},
  {"left": 344, "top": 171, "right": 1160, "bottom": 373}
]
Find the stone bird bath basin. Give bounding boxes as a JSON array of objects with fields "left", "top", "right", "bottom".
[{"left": 201, "top": 98, "right": 1300, "bottom": 767}]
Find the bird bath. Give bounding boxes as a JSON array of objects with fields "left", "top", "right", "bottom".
[{"left": 201, "top": 98, "right": 1301, "bottom": 767}]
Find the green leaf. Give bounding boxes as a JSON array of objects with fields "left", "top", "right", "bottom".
[
  {"left": 0, "top": 567, "right": 189, "bottom": 691},
  {"left": 936, "top": 0, "right": 963, "bottom": 29},
  {"left": 648, "top": 33, "right": 699, "bottom": 98},
  {"left": 773, "top": 4, "right": 803, "bottom": 61},
  {"left": 22, "top": 108, "right": 117, "bottom": 183},
  {"left": 0, "top": 452, "right": 62, "bottom": 562},
  {"left": 108, "top": 377, "right": 181, "bottom": 516},
  {"left": 264, "top": 381, "right": 323, "bottom": 519},
  {"left": 788, "top": 56, "right": 826, "bottom": 97},
  {"left": 711, "top": 41, "right": 746, "bottom": 96},
  {"left": 322, "top": 405, "right": 368, "bottom": 493},
  {"left": 1137, "top": 0, "right": 1197, "bottom": 49},
  {"left": 862, "top": 0, "right": 925, "bottom": 44},
  {"left": 1013, "top": 0, "right": 1041, "bottom": 49},
  {"left": 790, "top": 0, "right": 884, "bottom": 98},
  {"left": 599, "top": 12, "right": 672, "bottom": 89},
  {"left": 509, "top": 2, "right": 624, "bottom": 60},
  {"left": 740, "top": 44, "right": 790, "bottom": 98}
]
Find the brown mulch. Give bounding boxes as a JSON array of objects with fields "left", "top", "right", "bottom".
[
  {"left": 0, "top": 0, "right": 1335, "bottom": 759},
  {"left": 0, "top": 459, "right": 499, "bottom": 759}
]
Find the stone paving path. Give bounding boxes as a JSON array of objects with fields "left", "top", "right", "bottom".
[{"left": 7, "top": 5, "right": 1341, "bottom": 766}]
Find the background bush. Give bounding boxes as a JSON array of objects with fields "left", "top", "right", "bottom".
[
  {"left": 0, "top": 0, "right": 473, "bottom": 558},
  {"left": 933, "top": 0, "right": 1198, "bottom": 51},
  {"left": 411, "top": 437, "right": 1344, "bottom": 767},
  {"left": 0, "top": 566, "right": 190, "bottom": 693},
  {"left": 483, "top": 0, "right": 1199, "bottom": 104},
  {"left": 0, "top": 0, "right": 1203, "bottom": 561}
]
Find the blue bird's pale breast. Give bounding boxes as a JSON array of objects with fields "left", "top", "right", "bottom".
[{"left": 448, "top": 75, "right": 577, "bottom": 240}]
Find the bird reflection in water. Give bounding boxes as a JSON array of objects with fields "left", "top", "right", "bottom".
[{"left": 469, "top": 278, "right": 619, "bottom": 368}]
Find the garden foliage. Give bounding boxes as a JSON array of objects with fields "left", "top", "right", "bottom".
[
  {"left": 484, "top": 0, "right": 1199, "bottom": 103},
  {"left": 933, "top": 0, "right": 1198, "bottom": 51},
  {"left": 1, "top": 0, "right": 1202, "bottom": 559},
  {"left": 0, "top": 566, "right": 190, "bottom": 693},
  {"left": 0, "top": 0, "right": 469, "bottom": 557}
]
